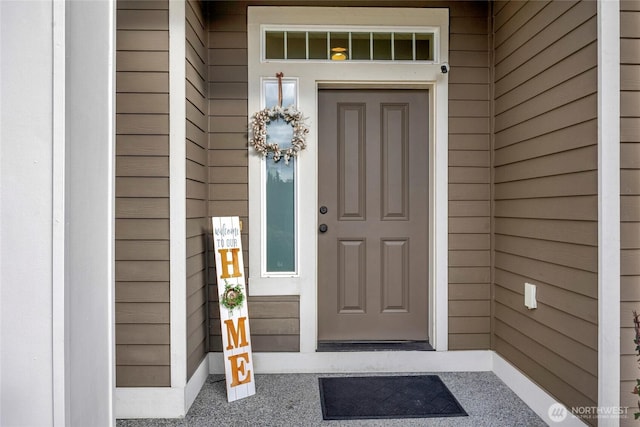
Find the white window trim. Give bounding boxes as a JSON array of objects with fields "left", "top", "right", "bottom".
[{"left": 248, "top": 6, "right": 449, "bottom": 352}]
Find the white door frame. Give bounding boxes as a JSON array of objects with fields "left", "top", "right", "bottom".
[{"left": 247, "top": 6, "right": 449, "bottom": 352}]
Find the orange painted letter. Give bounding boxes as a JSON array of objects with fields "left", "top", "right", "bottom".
[
  {"left": 223, "top": 317, "right": 249, "bottom": 350},
  {"left": 228, "top": 352, "right": 251, "bottom": 387},
  {"left": 218, "top": 248, "right": 242, "bottom": 279}
]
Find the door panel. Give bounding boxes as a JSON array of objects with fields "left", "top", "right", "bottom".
[{"left": 318, "top": 89, "right": 429, "bottom": 341}]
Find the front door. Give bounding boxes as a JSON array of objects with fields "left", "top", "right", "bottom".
[{"left": 317, "top": 89, "right": 429, "bottom": 342}]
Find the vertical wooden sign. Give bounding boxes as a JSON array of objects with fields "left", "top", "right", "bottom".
[{"left": 212, "top": 216, "right": 256, "bottom": 402}]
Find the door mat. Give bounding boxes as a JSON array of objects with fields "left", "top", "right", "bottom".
[{"left": 318, "top": 375, "right": 467, "bottom": 420}]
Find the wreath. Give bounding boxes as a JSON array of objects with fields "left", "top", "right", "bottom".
[
  {"left": 220, "top": 281, "right": 245, "bottom": 311},
  {"left": 249, "top": 105, "right": 309, "bottom": 164}
]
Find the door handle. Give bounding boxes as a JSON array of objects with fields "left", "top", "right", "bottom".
[{"left": 319, "top": 224, "right": 328, "bottom": 233}]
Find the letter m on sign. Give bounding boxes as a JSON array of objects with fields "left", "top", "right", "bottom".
[{"left": 212, "top": 216, "right": 255, "bottom": 402}]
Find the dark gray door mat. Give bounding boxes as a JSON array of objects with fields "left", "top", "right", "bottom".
[{"left": 318, "top": 375, "right": 468, "bottom": 420}]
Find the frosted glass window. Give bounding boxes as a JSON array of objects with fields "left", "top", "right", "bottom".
[{"left": 264, "top": 80, "right": 297, "bottom": 273}]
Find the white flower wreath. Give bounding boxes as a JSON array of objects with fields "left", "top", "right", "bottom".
[{"left": 249, "top": 105, "right": 309, "bottom": 164}]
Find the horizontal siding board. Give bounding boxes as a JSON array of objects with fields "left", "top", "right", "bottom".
[
  {"left": 117, "top": 135, "right": 169, "bottom": 156},
  {"left": 116, "top": 366, "right": 170, "bottom": 387},
  {"left": 116, "top": 219, "right": 169, "bottom": 240},
  {"left": 449, "top": 151, "right": 490, "bottom": 167},
  {"left": 495, "top": 217, "right": 597, "bottom": 246},
  {"left": 117, "top": 10, "right": 168, "bottom": 30},
  {"left": 116, "top": 260, "right": 170, "bottom": 282},
  {"left": 116, "top": 324, "right": 170, "bottom": 345},
  {"left": 495, "top": 171, "right": 597, "bottom": 200},
  {"left": 116, "top": 51, "right": 169, "bottom": 72},
  {"left": 115, "top": 240, "right": 169, "bottom": 260},
  {"left": 186, "top": 141, "right": 207, "bottom": 167},
  {"left": 208, "top": 99, "right": 247, "bottom": 116},
  {"left": 448, "top": 250, "right": 490, "bottom": 267},
  {"left": 116, "top": 156, "right": 169, "bottom": 177},
  {"left": 449, "top": 283, "right": 490, "bottom": 300},
  {"left": 449, "top": 167, "right": 490, "bottom": 184},
  {"left": 448, "top": 83, "right": 489, "bottom": 101},
  {"left": 448, "top": 333, "right": 490, "bottom": 350},
  {"left": 448, "top": 234, "right": 490, "bottom": 251},
  {"left": 621, "top": 39, "right": 640, "bottom": 64},
  {"left": 495, "top": 196, "right": 597, "bottom": 221},
  {"left": 449, "top": 201, "right": 490, "bottom": 217},
  {"left": 117, "top": 0, "right": 168, "bottom": 10},
  {"left": 116, "top": 198, "right": 169, "bottom": 219},
  {"left": 208, "top": 31, "right": 247, "bottom": 49},
  {"left": 209, "top": 65, "right": 248, "bottom": 82},
  {"left": 117, "top": 114, "right": 169, "bottom": 135},
  {"left": 116, "top": 302, "right": 169, "bottom": 324},
  {"left": 117, "top": 72, "right": 168, "bottom": 93},
  {"left": 116, "top": 177, "right": 169, "bottom": 197},
  {"left": 449, "top": 184, "right": 489, "bottom": 201},
  {"left": 448, "top": 300, "right": 490, "bottom": 317},
  {"left": 449, "top": 217, "right": 490, "bottom": 234},
  {"left": 116, "top": 344, "right": 170, "bottom": 365},
  {"left": 621, "top": 65, "right": 640, "bottom": 91},
  {"left": 620, "top": 196, "right": 640, "bottom": 221},
  {"left": 117, "top": 30, "right": 169, "bottom": 51},
  {"left": 209, "top": 183, "right": 248, "bottom": 201},
  {"left": 187, "top": 179, "right": 207, "bottom": 200},
  {"left": 495, "top": 146, "right": 596, "bottom": 182},
  {"left": 209, "top": 166, "right": 248, "bottom": 184},
  {"left": 450, "top": 134, "right": 490, "bottom": 151},
  {"left": 115, "top": 282, "right": 169, "bottom": 303}
]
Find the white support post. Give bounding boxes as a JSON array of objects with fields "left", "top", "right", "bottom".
[{"left": 597, "top": 0, "right": 621, "bottom": 424}]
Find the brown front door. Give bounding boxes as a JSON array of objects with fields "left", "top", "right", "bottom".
[{"left": 318, "top": 89, "right": 429, "bottom": 341}]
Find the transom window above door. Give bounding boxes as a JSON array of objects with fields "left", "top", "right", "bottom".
[{"left": 263, "top": 27, "right": 438, "bottom": 62}]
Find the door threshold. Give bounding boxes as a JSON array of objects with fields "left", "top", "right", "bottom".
[{"left": 317, "top": 340, "right": 434, "bottom": 352}]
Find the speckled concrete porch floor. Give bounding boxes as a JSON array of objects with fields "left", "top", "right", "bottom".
[{"left": 117, "top": 372, "right": 547, "bottom": 427}]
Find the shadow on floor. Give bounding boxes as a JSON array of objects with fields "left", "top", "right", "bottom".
[{"left": 117, "top": 372, "right": 546, "bottom": 426}]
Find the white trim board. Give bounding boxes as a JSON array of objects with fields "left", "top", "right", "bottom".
[
  {"left": 209, "top": 350, "right": 492, "bottom": 374},
  {"left": 115, "top": 356, "right": 209, "bottom": 419},
  {"left": 596, "top": 1, "right": 620, "bottom": 425},
  {"left": 493, "top": 354, "right": 587, "bottom": 427},
  {"left": 169, "top": 0, "right": 188, "bottom": 389}
]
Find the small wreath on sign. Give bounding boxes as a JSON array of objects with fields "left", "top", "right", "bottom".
[
  {"left": 249, "top": 105, "right": 309, "bottom": 164},
  {"left": 220, "top": 281, "right": 245, "bottom": 311}
]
